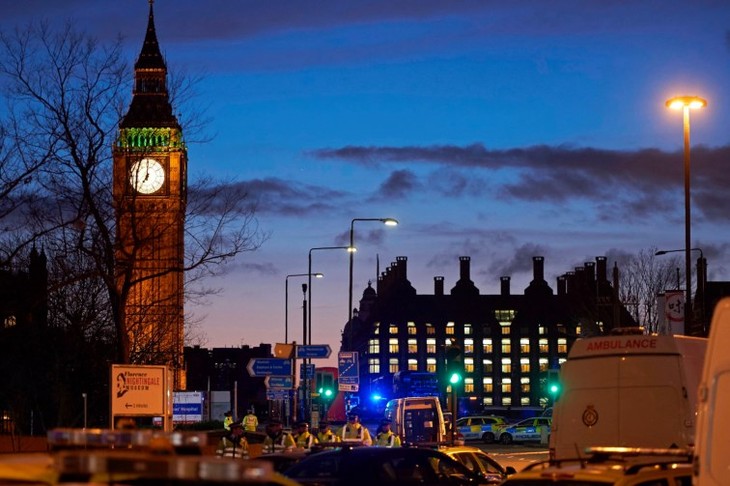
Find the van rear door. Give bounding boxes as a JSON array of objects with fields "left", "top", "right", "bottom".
[{"left": 695, "top": 298, "right": 730, "bottom": 486}]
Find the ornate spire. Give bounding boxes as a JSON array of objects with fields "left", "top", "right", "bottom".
[{"left": 120, "top": 0, "right": 180, "bottom": 129}]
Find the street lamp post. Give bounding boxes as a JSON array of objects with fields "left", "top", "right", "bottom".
[
  {"left": 666, "top": 95, "right": 706, "bottom": 335},
  {"left": 286, "top": 273, "right": 322, "bottom": 344},
  {"left": 347, "top": 218, "right": 398, "bottom": 349},
  {"left": 655, "top": 247, "right": 705, "bottom": 331}
]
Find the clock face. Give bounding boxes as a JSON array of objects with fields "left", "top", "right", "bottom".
[{"left": 130, "top": 158, "right": 165, "bottom": 194}]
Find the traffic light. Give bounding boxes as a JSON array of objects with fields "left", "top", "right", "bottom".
[
  {"left": 445, "top": 342, "right": 463, "bottom": 385},
  {"left": 547, "top": 369, "right": 561, "bottom": 400},
  {"left": 316, "top": 371, "right": 335, "bottom": 401}
]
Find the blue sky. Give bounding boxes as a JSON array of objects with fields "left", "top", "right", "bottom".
[{"left": 4, "top": 1, "right": 730, "bottom": 362}]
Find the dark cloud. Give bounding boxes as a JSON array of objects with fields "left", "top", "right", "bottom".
[
  {"left": 312, "top": 143, "right": 730, "bottom": 223},
  {"left": 374, "top": 169, "right": 420, "bottom": 199},
  {"left": 488, "top": 242, "right": 548, "bottom": 278},
  {"left": 230, "top": 177, "right": 347, "bottom": 217}
]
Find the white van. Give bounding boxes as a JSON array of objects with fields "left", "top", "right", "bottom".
[
  {"left": 384, "top": 396, "right": 447, "bottom": 445},
  {"left": 550, "top": 332, "right": 706, "bottom": 460},
  {"left": 694, "top": 297, "right": 730, "bottom": 486}
]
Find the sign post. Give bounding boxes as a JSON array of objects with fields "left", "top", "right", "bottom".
[{"left": 110, "top": 364, "right": 172, "bottom": 431}]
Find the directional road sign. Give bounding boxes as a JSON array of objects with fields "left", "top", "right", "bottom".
[
  {"left": 296, "top": 344, "right": 332, "bottom": 359},
  {"left": 247, "top": 358, "right": 292, "bottom": 377},
  {"left": 265, "top": 375, "right": 294, "bottom": 389},
  {"left": 338, "top": 351, "right": 359, "bottom": 392},
  {"left": 266, "top": 389, "right": 290, "bottom": 401}
]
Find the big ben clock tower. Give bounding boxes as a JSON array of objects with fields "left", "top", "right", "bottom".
[{"left": 113, "top": 0, "right": 186, "bottom": 388}]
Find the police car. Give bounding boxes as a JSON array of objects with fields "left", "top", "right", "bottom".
[
  {"left": 454, "top": 416, "right": 507, "bottom": 443},
  {"left": 495, "top": 416, "right": 551, "bottom": 444}
]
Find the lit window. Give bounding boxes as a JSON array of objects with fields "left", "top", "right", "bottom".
[
  {"left": 520, "top": 397, "right": 530, "bottom": 405},
  {"left": 558, "top": 358, "right": 567, "bottom": 365},
  {"left": 520, "top": 338, "right": 530, "bottom": 354},
  {"left": 483, "top": 377, "right": 493, "bottom": 393},
  {"left": 502, "top": 397, "right": 512, "bottom": 406},
  {"left": 483, "top": 338, "right": 493, "bottom": 354},
  {"left": 426, "top": 338, "right": 436, "bottom": 354},
  {"left": 408, "top": 338, "right": 417, "bottom": 354},
  {"left": 464, "top": 338, "right": 474, "bottom": 354},
  {"left": 502, "top": 378, "right": 512, "bottom": 394},
  {"left": 373, "top": 323, "right": 380, "bottom": 334},
  {"left": 520, "top": 358, "right": 530, "bottom": 373},
  {"left": 446, "top": 322, "right": 455, "bottom": 335},
  {"left": 464, "top": 324, "right": 472, "bottom": 335},
  {"left": 539, "top": 338, "right": 548, "bottom": 354},
  {"left": 426, "top": 324, "right": 435, "bottom": 335},
  {"left": 483, "top": 397, "right": 493, "bottom": 406},
  {"left": 495, "top": 310, "right": 515, "bottom": 321},
  {"left": 368, "top": 339, "right": 380, "bottom": 354},
  {"left": 389, "top": 358, "right": 398, "bottom": 373},
  {"left": 558, "top": 338, "right": 568, "bottom": 354},
  {"left": 539, "top": 358, "right": 548, "bottom": 372},
  {"left": 465, "top": 357, "right": 474, "bottom": 373},
  {"left": 501, "top": 338, "right": 511, "bottom": 354},
  {"left": 389, "top": 338, "right": 399, "bottom": 353},
  {"left": 521, "top": 377, "right": 530, "bottom": 393},
  {"left": 501, "top": 358, "right": 511, "bottom": 374},
  {"left": 539, "top": 326, "right": 546, "bottom": 335},
  {"left": 408, "top": 358, "right": 418, "bottom": 371},
  {"left": 389, "top": 324, "right": 398, "bottom": 335},
  {"left": 408, "top": 322, "right": 417, "bottom": 335},
  {"left": 465, "top": 378, "right": 474, "bottom": 393},
  {"left": 576, "top": 325, "right": 582, "bottom": 336},
  {"left": 369, "top": 358, "right": 380, "bottom": 374},
  {"left": 483, "top": 359, "right": 493, "bottom": 373},
  {"left": 501, "top": 323, "right": 511, "bottom": 335},
  {"left": 426, "top": 358, "right": 437, "bottom": 373},
  {"left": 3, "top": 316, "right": 16, "bottom": 328}
]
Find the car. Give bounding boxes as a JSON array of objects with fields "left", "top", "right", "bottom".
[
  {"left": 441, "top": 445, "right": 517, "bottom": 483},
  {"left": 285, "top": 445, "right": 496, "bottom": 486},
  {"left": 495, "top": 417, "right": 551, "bottom": 445},
  {"left": 454, "top": 416, "right": 507, "bottom": 443},
  {"left": 500, "top": 446, "right": 692, "bottom": 486}
]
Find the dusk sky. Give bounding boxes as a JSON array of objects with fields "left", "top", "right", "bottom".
[{"left": 4, "top": 1, "right": 730, "bottom": 366}]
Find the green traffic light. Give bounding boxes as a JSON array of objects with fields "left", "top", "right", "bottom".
[
  {"left": 324, "top": 389, "right": 333, "bottom": 397},
  {"left": 549, "top": 384, "right": 559, "bottom": 394},
  {"left": 449, "top": 372, "right": 462, "bottom": 384}
]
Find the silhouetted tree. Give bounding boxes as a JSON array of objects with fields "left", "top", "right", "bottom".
[{"left": 0, "top": 21, "right": 265, "bottom": 429}]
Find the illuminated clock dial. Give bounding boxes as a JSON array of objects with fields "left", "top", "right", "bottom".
[{"left": 130, "top": 158, "right": 165, "bottom": 194}]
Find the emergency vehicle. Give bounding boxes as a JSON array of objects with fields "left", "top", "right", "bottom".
[
  {"left": 549, "top": 331, "right": 706, "bottom": 460},
  {"left": 694, "top": 297, "right": 730, "bottom": 486}
]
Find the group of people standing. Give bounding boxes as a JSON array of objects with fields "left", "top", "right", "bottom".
[
  {"left": 261, "top": 412, "right": 401, "bottom": 453},
  {"left": 219, "top": 410, "right": 402, "bottom": 458}
]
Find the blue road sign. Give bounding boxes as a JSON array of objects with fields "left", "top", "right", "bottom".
[
  {"left": 296, "top": 344, "right": 332, "bottom": 359},
  {"left": 247, "top": 358, "right": 292, "bottom": 377},
  {"left": 338, "top": 351, "right": 359, "bottom": 392},
  {"left": 265, "top": 375, "right": 294, "bottom": 389},
  {"left": 266, "top": 389, "right": 290, "bottom": 400},
  {"left": 300, "top": 363, "right": 315, "bottom": 379}
]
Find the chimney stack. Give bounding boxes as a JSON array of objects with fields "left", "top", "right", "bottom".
[
  {"left": 459, "top": 256, "right": 471, "bottom": 281},
  {"left": 434, "top": 276, "right": 444, "bottom": 296},
  {"left": 596, "top": 256, "right": 607, "bottom": 281},
  {"left": 533, "top": 256, "right": 545, "bottom": 281},
  {"left": 500, "top": 276, "right": 511, "bottom": 296}
]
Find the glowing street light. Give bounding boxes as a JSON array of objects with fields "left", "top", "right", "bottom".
[
  {"left": 347, "top": 218, "right": 398, "bottom": 349},
  {"left": 665, "top": 95, "right": 706, "bottom": 334}
]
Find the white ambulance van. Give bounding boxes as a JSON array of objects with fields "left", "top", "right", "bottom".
[
  {"left": 694, "top": 297, "right": 730, "bottom": 486},
  {"left": 550, "top": 331, "right": 706, "bottom": 460},
  {"left": 384, "top": 396, "right": 447, "bottom": 445}
]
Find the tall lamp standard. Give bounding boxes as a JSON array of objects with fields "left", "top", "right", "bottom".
[
  {"left": 666, "top": 96, "right": 706, "bottom": 334},
  {"left": 285, "top": 272, "right": 323, "bottom": 344},
  {"left": 655, "top": 247, "right": 705, "bottom": 330},
  {"left": 348, "top": 218, "right": 398, "bottom": 349}
]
